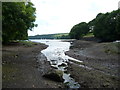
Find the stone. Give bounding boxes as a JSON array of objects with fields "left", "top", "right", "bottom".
[
  {"left": 51, "top": 65, "right": 58, "bottom": 69},
  {"left": 43, "top": 69, "right": 64, "bottom": 82},
  {"left": 51, "top": 60, "right": 58, "bottom": 65},
  {"left": 58, "top": 63, "right": 67, "bottom": 67}
]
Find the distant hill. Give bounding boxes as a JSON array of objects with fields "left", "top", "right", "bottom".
[{"left": 29, "top": 33, "right": 70, "bottom": 39}]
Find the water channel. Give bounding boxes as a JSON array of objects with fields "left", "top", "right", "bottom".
[{"left": 30, "top": 39, "right": 82, "bottom": 88}]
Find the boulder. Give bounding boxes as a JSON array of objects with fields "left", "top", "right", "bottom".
[{"left": 43, "top": 69, "right": 64, "bottom": 82}]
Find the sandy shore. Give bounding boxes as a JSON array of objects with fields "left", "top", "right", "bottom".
[
  {"left": 65, "top": 40, "right": 120, "bottom": 88},
  {"left": 2, "top": 42, "right": 64, "bottom": 88}
]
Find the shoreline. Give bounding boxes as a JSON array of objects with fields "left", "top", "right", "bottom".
[
  {"left": 65, "top": 40, "right": 120, "bottom": 88},
  {"left": 2, "top": 40, "right": 120, "bottom": 88},
  {"left": 2, "top": 42, "right": 64, "bottom": 88}
]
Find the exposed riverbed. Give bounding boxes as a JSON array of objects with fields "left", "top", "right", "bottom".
[
  {"left": 30, "top": 39, "right": 81, "bottom": 88},
  {"left": 3, "top": 39, "right": 119, "bottom": 88}
]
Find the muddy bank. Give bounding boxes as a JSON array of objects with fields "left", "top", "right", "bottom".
[
  {"left": 2, "top": 42, "right": 64, "bottom": 88},
  {"left": 65, "top": 40, "right": 120, "bottom": 88}
]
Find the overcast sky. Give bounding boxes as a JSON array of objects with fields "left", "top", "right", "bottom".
[{"left": 28, "top": 0, "right": 119, "bottom": 36}]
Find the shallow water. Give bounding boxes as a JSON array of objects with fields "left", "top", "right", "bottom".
[{"left": 30, "top": 39, "right": 81, "bottom": 88}]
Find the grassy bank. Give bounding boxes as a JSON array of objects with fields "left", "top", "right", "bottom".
[{"left": 104, "top": 42, "right": 120, "bottom": 54}]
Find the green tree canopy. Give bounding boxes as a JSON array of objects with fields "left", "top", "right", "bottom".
[
  {"left": 116, "top": 9, "right": 120, "bottom": 39},
  {"left": 93, "top": 9, "right": 120, "bottom": 41},
  {"left": 69, "top": 22, "right": 89, "bottom": 39},
  {"left": 69, "top": 9, "right": 120, "bottom": 41},
  {"left": 2, "top": 2, "right": 37, "bottom": 42}
]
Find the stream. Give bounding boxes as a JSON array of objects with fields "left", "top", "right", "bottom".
[{"left": 30, "top": 39, "right": 82, "bottom": 88}]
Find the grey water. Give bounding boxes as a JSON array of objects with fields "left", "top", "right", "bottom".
[{"left": 30, "top": 39, "right": 81, "bottom": 88}]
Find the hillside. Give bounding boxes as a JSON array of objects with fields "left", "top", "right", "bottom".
[{"left": 29, "top": 33, "right": 70, "bottom": 39}]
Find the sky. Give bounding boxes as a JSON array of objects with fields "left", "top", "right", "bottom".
[{"left": 28, "top": 0, "right": 119, "bottom": 36}]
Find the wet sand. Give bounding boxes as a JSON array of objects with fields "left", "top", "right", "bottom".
[
  {"left": 2, "top": 42, "right": 64, "bottom": 88},
  {"left": 65, "top": 40, "right": 120, "bottom": 88}
]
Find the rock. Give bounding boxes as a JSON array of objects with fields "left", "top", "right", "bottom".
[
  {"left": 58, "top": 85, "right": 62, "bottom": 88},
  {"left": 36, "top": 61, "right": 39, "bottom": 63},
  {"left": 43, "top": 69, "right": 64, "bottom": 82},
  {"left": 51, "top": 65, "right": 58, "bottom": 69},
  {"left": 51, "top": 60, "right": 58, "bottom": 65},
  {"left": 14, "top": 54, "right": 18, "bottom": 58},
  {"left": 58, "top": 63, "right": 67, "bottom": 67}
]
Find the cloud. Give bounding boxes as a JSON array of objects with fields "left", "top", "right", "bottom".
[{"left": 28, "top": 0, "right": 119, "bottom": 36}]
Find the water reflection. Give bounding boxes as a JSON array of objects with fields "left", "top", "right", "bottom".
[{"left": 30, "top": 39, "right": 81, "bottom": 88}]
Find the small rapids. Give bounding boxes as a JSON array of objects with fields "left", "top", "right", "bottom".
[{"left": 30, "top": 39, "right": 82, "bottom": 88}]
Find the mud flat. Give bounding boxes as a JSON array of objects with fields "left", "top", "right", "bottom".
[
  {"left": 2, "top": 41, "right": 64, "bottom": 88},
  {"left": 65, "top": 39, "right": 120, "bottom": 88}
]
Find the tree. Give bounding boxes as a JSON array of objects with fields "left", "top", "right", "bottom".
[
  {"left": 93, "top": 13, "right": 109, "bottom": 40},
  {"left": 93, "top": 9, "right": 120, "bottom": 41},
  {"left": 116, "top": 9, "right": 120, "bottom": 39},
  {"left": 2, "top": 2, "right": 37, "bottom": 42},
  {"left": 69, "top": 22, "right": 89, "bottom": 39}
]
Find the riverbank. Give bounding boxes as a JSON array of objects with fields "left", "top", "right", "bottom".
[
  {"left": 65, "top": 39, "right": 120, "bottom": 88},
  {"left": 2, "top": 41, "right": 64, "bottom": 88}
]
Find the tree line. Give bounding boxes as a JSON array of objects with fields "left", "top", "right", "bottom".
[
  {"left": 2, "top": 2, "right": 120, "bottom": 42},
  {"left": 29, "top": 33, "right": 70, "bottom": 39},
  {"left": 2, "top": 2, "right": 37, "bottom": 43},
  {"left": 69, "top": 9, "right": 120, "bottom": 41}
]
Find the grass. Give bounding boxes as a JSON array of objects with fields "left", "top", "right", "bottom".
[
  {"left": 83, "top": 32, "right": 94, "bottom": 38},
  {"left": 54, "top": 33, "right": 69, "bottom": 37},
  {"left": 18, "top": 40, "right": 38, "bottom": 47},
  {"left": 104, "top": 42, "right": 120, "bottom": 54}
]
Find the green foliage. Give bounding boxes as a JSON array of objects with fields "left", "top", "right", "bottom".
[
  {"left": 83, "top": 32, "right": 94, "bottom": 38},
  {"left": 29, "top": 33, "right": 70, "bottom": 39},
  {"left": 58, "top": 34, "right": 70, "bottom": 39},
  {"left": 54, "top": 33, "right": 70, "bottom": 39},
  {"left": 91, "top": 9, "right": 120, "bottom": 41},
  {"left": 69, "top": 9, "right": 120, "bottom": 41},
  {"left": 69, "top": 22, "right": 89, "bottom": 39},
  {"left": 116, "top": 9, "right": 120, "bottom": 39},
  {"left": 2, "top": 2, "right": 37, "bottom": 43}
]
